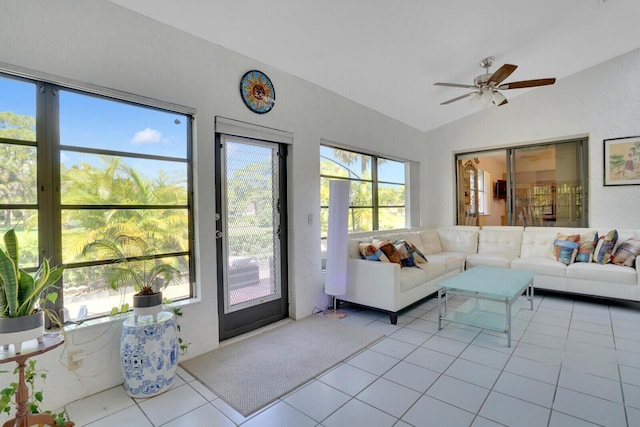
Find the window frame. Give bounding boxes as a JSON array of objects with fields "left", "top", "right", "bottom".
[
  {"left": 320, "top": 143, "right": 407, "bottom": 248},
  {"left": 0, "top": 69, "right": 196, "bottom": 322}
]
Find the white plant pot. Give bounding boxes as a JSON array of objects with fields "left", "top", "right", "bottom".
[{"left": 0, "top": 311, "right": 45, "bottom": 354}]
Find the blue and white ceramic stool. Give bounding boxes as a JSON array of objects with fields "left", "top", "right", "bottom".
[{"left": 120, "top": 311, "right": 178, "bottom": 397}]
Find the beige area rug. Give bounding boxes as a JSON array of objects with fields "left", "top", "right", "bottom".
[{"left": 180, "top": 315, "right": 382, "bottom": 416}]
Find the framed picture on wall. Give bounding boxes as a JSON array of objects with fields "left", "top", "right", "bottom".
[{"left": 604, "top": 136, "right": 640, "bottom": 186}]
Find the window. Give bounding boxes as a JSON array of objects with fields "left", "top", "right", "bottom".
[
  {"left": 476, "top": 170, "right": 490, "bottom": 215},
  {"left": 320, "top": 144, "right": 406, "bottom": 251},
  {"left": 0, "top": 72, "right": 194, "bottom": 321}
]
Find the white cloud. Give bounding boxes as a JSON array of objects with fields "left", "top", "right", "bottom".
[{"left": 131, "top": 127, "right": 162, "bottom": 144}]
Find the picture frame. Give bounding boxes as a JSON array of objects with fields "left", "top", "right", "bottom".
[{"left": 603, "top": 136, "right": 640, "bottom": 186}]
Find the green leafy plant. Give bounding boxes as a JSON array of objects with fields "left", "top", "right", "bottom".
[
  {"left": 164, "top": 298, "right": 190, "bottom": 355},
  {"left": 82, "top": 234, "right": 181, "bottom": 296},
  {"left": 0, "top": 229, "right": 64, "bottom": 318},
  {"left": 82, "top": 234, "right": 182, "bottom": 316},
  {"left": 0, "top": 360, "right": 68, "bottom": 425}
]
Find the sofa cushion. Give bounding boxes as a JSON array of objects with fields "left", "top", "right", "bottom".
[
  {"left": 466, "top": 253, "right": 515, "bottom": 269},
  {"left": 436, "top": 228, "right": 479, "bottom": 254},
  {"left": 511, "top": 257, "right": 567, "bottom": 277},
  {"left": 394, "top": 232, "right": 427, "bottom": 255},
  {"left": 417, "top": 229, "right": 442, "bottom": 255},
  {"left": 425, "top": 252, "right": 466, "bottom": 273},
  {"left": 594, "top": 229, "right": 618, "bottom": 264},
  {"left": 567, "top": 262, "right": 637, "bottom": 285},
  {"left": 611, "top": 237, "right": 640, "bottom": 267},
  {"left": 552, "top": 233, "right": 580, "bottom": 265},
  {"left": 477, "top": 227, "right": 524, "bottom": 256},
  {"left": 400, "top": 263, "right": 446, "bottom": 293}
]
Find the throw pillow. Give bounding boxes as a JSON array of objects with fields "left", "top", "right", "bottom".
[
  {"left": 575, "top": 231, "right": 598, "bottom": 263},
  {"left": 372, "top": 239, "right": 402, "bottom": 266},
  {"left": 552, "top": 233, "right": 580, "bottom": 265},
  {"left": 358, "top": 242, "right": 389, "bottom": 262},
  {"left": 611, "top": 237, "right": 640, "bottom": 267},
  {"left": 406, "top": 241, "right": 428, "bottom": 263},
  {"left": 593, "top": 230, "right": 618, "bottom": 264},
  {"left": 394, "top": 240, "right": 417, "bottom": 267}
]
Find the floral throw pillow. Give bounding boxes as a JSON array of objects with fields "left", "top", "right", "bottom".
[
  {"left": 552, "top": 233, "right": 580, "bottom": 265},
  {"left": 611, "top": 237, "right": 640, "bottom": 267},
  {"left": 358, "top": 242, "right": 389, "bottom": 262},
  {"left": 393, "top": 240, "right": 417, "bottom": 268},
  {"left": 593, "top": 230, "right": 618, "bottom": 264},
  {"left": 372, "top": 239, "right": 402, "bottom": 266},
  {"left": 575, "top": 231, "right": 598, "bottom": 263}
]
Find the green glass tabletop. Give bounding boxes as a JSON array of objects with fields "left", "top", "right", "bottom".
[{"left": 438, "top": 266, "right": 534, "bottom": 299}]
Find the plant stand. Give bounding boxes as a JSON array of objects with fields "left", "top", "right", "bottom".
[
  {"left": 0, "top": 334, "right": 74, "bottom": 427},
  {"left": 120, "top": 311, "right": 178, "bottom": 398}
]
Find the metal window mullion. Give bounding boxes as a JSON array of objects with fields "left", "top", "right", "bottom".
[
  {"left": 60, "top": 144, "right": 189, "bottom": 164},
  {"left": 372, "top": 157, "right": 379, "bottom": 230}
]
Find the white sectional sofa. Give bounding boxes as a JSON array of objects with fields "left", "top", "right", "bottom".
[
  {"left": 340, "top": 225, "right": 640, "bottom": 324},
  {"left": 341, "top": 226, "right": 479, "bottom": 324},
  {"left": 466, "top": 226, "right": 640, "bottom": 302}
]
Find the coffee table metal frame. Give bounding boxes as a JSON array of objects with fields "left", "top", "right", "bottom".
[{"left": 437, "top": 267, "right": 534, "bottom": 347}]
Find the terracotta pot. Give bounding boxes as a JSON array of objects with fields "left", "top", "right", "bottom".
[{"left": 0, "top": 311, "right": 45, "bottom": 354}]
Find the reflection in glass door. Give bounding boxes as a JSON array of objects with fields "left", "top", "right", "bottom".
[{"left": 216, "top": 135, "right": 288, "bottom": 340}]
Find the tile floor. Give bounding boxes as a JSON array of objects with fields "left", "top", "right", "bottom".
[{"left": 12, "top": 293, "right": 640, "bottom": 426}]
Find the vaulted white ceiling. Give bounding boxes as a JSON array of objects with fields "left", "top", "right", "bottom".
[{"left": 111, "top": 0, "right": 640, "bottom": 133}]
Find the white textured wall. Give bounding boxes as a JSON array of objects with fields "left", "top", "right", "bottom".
[
  {"left": 0, "top": 0, "right": 424, "bottom": 409},
  {"left": 422, "top": 48, "right": 640, "bottom": 229}
]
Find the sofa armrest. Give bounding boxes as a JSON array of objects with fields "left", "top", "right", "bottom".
[{"left": 343, "top": 259, "right": 401, "bottom": 312}]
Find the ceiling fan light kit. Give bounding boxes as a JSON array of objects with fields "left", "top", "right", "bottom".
[{"left": 435, "top": 56, "right": 556, "bottom": 107}]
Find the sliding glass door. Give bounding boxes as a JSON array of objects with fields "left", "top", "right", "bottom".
[{"left": 456, "top": 138, "right": 588, "bottom": 227}]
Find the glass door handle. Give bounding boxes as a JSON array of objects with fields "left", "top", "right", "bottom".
[{"left": 215, "top": 231, "right": 223, "bottom": 239}]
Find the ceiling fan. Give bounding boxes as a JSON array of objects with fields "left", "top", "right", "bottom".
[{"left": 434, "top": 57, "right": 556, "bottom": 106}]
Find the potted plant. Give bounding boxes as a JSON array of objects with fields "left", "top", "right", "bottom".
[
  {"left": 82, "top": 234, "right": 181, "bottom": 318},
  {"left": 0, "top": 229, "right": 64, "bottom": 354}
]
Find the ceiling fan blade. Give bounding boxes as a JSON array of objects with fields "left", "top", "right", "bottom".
[
  {"left": 434, "top": 82, "right": 476, "bottom": 89},
  {"left": 440, "top": 92, "right": 476, "bottom": 105},
  {"left": 488, "top": 64, "right": 517, "bottom": 85},
  {"left": 499, "top": 78, "right": 556, "bottom": 90}
]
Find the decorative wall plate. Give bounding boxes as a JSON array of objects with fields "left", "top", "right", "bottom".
[{"left": 240, "top": 70, "right": 275, "bottom": 114}]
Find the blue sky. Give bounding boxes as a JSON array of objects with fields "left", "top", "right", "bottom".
[{"left": 1, "top": 75, "right": 187, "bottom": 157}]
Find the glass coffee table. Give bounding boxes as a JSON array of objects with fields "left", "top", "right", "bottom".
[{"left": 437, "top": 266, "right": 535, "bottom": 347}]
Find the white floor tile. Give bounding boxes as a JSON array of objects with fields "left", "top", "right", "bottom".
[
  {"left": 479, "top": 391, "right": 550, "bottom": 427},
  {"left": 363, "top": 319, "right": 400, "bottom": 336},
  {"left": 618, "top": 349, "right": 640, "bottom": 369},
  {"left": 613, "top": 325, "right": 640, "bottom": 342},
  {"left": 346, "top": 348, "right": 399, "bottom": 376},
  {"left": 471, "top": 417, "right": 504, "bottom": 427},
  {"left": 558, "top": 368, "right": 623, "bottom": 403},
  {"left": 504, "top": 355, "right": 560, "bottom": 385},
  {"left": 444, "top": 358, "right": 501, "bottom": 389},
  {"left": 369, "top": 337, "right": 417, "bottom": 359},
  {"left": 472, "top": 331, "right": 517, "bottom": 353},
  {"left": 210, "top": 396, "right": 252, "bottom": 425},
  {"left": 493, "top": 371, "right": 555, "bottom": 408},
  {"left": 620, "top": 364, "right": 640, "bottom": 386},
  {"left": 319, "top": 363, "right": 378, "bottom": 396},
  {"left": 520, "top": 330, "right": 567, "bottom": 350},
  {"left": 422, "top": 334, "right": 469, "bottom": 356},
  {"left": 435, "top": 325, "right": 480, "bottom": 343},
  {"left": 85, "top": 405, "right": 152, "bottom": 427},
  {"left": 561, "top": 351, "right": 620, "bottom": 380},
  {"left": 403, "top": 346, "right": 455, "bottom": 372},
  {"left": 628, "top": 406, "right": 640, "bottom": 427},
  {"left": 388, "top": 326, "right": 432, "bottom": 346},
  {"left": 138, "top": 384, "right": 207, "bottom": 426},
  {"left": 405, "top": 318, "right": 441, "bottom": 334},
  {"left": 241, "top": 401, "right": 316, "bottom": 427},
  {"left": 357, "top": 377, "right": 421, "bottom": 418},
  {"left": 426, "top": 375, "right": 489, "bottom": 413},
  {"left": 65, "top": 385, "right": 134, "bottom": 426},
  {"left": 160, "top": 403, "right": 235, "bottom": 427},
  {"left": 568, "top": 329, "right": 615, "bottom": 348},
  {"left": 623, "top": 382, "right": 640, "bottom": 410},
  {"left": 553, "top": 387, "right": 627, "bottom": 427},
  {"left": 513, "top": 342, "right": 564, "bottom": 366},
  {"left": 188, "top": 380, "right": 218, "bottom": 401},
  {"left": 322, "top": 398, "right": 397, "bottom": 427},
  {"left": 570, "top": 319, "right": 613, "bottom": 336},
  {"left": 526, "top": 321, "right": 568, "bottom": 338},
  {"left": 382, "top": 360, "right": 440, "bottom": 393},
  {"left": 402, "top": 395, "right": 474, "bottom": 427},
  {"left": 548, "top": 410, "right": 600, "bottom": 427},
  {"left": 616, "top": 336, "right": 640, "bottom": 353},
  {"left": 459, "top": 345, "right": 510, "bottom": 370},
  {"left": 283, "top": 380, "right": 350, "bottom": 422}
]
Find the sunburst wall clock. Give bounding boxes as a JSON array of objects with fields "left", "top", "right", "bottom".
[{"left": 240, "top": 70, "right": 276, "bottom": 114}]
